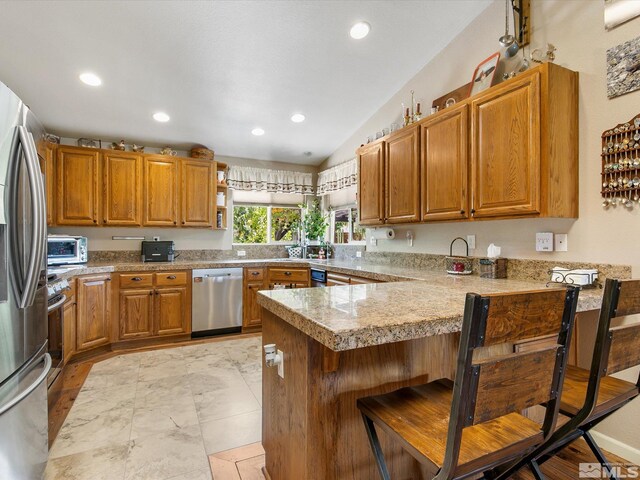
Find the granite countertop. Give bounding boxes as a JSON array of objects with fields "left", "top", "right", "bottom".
[{"left": 257, "top": 271, "right": 604, "bottom": 352}]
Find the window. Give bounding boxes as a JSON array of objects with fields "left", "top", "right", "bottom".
[
  {"left": 331, "top": 206, "right": 365, "bottom": 244},
  {"left": 233, "top": 205, "right": 301, "bottom": 244}
]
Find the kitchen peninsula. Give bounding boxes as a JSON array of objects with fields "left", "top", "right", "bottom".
[{"left": 257, "top": 273, "right": 611, "bottom": 479}]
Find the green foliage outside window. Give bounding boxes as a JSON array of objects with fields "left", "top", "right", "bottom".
[
  {"left": 271, "top": 208, "right": 301, "bottom": 242},
  {"left": 233, "top": 206, "right": 267, "bottom": 243}
]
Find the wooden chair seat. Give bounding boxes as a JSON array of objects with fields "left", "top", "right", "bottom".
[
  {"left": 560, "top": 365, "right": 639, "bottom": 418},
  {"left": 357, "top": 380, "right": 544, "bottom": 478}
]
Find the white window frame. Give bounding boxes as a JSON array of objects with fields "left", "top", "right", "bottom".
[
  {"left": 330, "top": 204, "right": 366, "bottom": 245},
  {"left": 232, "top": 203, "right": 302, "bottom": 245}
]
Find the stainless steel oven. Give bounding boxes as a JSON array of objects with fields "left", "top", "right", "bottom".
[
  {"left": 47, "top": 235, "right": 87, "bottom": 266},
  {"left": 46, "top": 275, "right": 69, "bottom": 387}
]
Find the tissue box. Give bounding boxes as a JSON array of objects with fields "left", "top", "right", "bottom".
[{"left": 479, "top": 258, "right": 507, "bottom": 279}]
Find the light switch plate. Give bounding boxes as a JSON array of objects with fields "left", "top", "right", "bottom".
[
  {"left": 277, "top": 349, "right": 284, "bottom": 379},
  {"left": 466, "top": 235, "right": 476, "bottom": 250},
  {"left": 356, "top": 251, "right": 362, "bottom": 258},
  {"left": 536, "top": 232, "right": 554, "bottom": 252},
  {"left": 555, "top": 233, "right": 568, "bottom": 252}
]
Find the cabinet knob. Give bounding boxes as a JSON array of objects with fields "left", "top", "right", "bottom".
[
  {"left": 132, "top": 277, "right": 142, "bottom": 282},
  {"left": 149, "top": 292, "right": 153, "bottom": 296},
  {"left": 167, "top": 275, "right": 176, "bottom": 280},
  {"left": 470, "top": 209, "right": 476, "bottom": 215},
  {"left": 93, "top": 219, "right": 97, "bottom": 224},
  {"left": 251, "top": 271, "right": 259, "bottom": 276},
  {"left": 182, "top": 221, "right": 185, "bottom": 225},
  {"left": 284, "top": 271, "right": 292, "bottom": 276},
  {"left": 460, "top": 210, "right": 465, "bottom": 215},
  {"left": 105, "top": 278, "right": 112, "bottom": 282},
  {"left": 174, "top": 221, "right": 177, "bottom": 225}
]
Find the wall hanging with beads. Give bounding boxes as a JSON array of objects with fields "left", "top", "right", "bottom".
[{"left": 601, "top": 113, "right": 640, "bottom": 209}]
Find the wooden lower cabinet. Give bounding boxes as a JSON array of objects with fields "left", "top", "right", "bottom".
[
  {"left": 119, "top": 288, "right": 154, "bottom": 339},
  {"left": 76, "top": 274, "right": 111, "bottom": 351},
  {"left": 62, "top": 279, "right": 76, "bottom": 364},
  {"left": 117, "top": 271, "right": 191, "bottom": 342},
  {"left": 155, "top": 287, "right": 190, "bottom": 336},
  {"left": 244, "top": 282, "right": 266, "bottom": 329}
]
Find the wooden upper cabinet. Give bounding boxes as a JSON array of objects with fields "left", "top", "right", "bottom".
[
  {"left": 56, "top": 146, "right": 101, "bottom": 225},
  {"left": 471, "top": 72, "right": 541, "bottom": 218},
  {"left": 76, "top": 274, "right": 111, "bottom": 351},
  {"left": 357, "top": 142, "right": 385, "bottom": 226},
  {"left": 385, "top": 125, "right": 420, "bottom": 223},
  {"left": 143, "top": 156, "right": 179, "bottom": 227},
  {"left": 44, "top": 145, "right": 56, "bottom": 226},
  {"left": 181, "top": 159, "right": 215, "bottom": 228},
  {"left": 103, "top": 152, "right": 142, "bottom": 226}
]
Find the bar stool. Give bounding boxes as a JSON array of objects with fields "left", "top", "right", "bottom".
[
  {"left": 357, "top": 287, "right": 579, "bottom": 480},
  {"left": 491, "top": 278, "right": 640, "bottom": 480}
]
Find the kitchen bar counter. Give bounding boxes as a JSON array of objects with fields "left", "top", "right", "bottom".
[{"left": 258, "top": 271, "right": 604, "bottom": 351}]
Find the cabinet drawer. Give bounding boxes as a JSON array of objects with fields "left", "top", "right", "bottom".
[
  {"left": 269, "top": 268, "right": 309, "bottom": 282},
  {"left": 154, "top": 271, "right": 188, "bottom": 286},
  {"left": 120, "top": 273, "right": 153, "bottom": 288},
  {"left": 245, "top": 268, "right": 265, "bottom": 281}
]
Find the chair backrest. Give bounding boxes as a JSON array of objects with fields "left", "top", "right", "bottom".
[
  {"left": 580, "top": 279, "right": 640, "bottom": 419},
  {"left": 439, "top": 287, "right": 579, "bottom": 478}
]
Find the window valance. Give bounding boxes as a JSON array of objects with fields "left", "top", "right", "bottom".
[
  {"left": 317, "top": 158, "right": 357, "bottom": 195},
  {"left": 227, "top": 165, "right": 315, "bottom": 195}
]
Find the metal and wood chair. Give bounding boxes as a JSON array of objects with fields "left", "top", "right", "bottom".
[
  {"left": 490, "top": 278, "right": 640, "bottom": 480},
  {"left": 357, "top": 287, "right": 580, "bottom": 480}
]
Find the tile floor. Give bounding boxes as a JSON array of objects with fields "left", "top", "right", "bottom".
[{"left": 45, "top": 336, "right": 263, "bottom": 480}]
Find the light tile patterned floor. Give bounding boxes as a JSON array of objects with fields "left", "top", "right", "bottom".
[{"left": 45, "top": 336, "right": 263, "bottom": 480}]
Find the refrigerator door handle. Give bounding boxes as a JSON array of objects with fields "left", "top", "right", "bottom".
[
  {"left": 15, "top": 126, "right": 46, "bottom": 309},
  {"left": 0, "top": 353, "right": 51, "bottom": 417}
]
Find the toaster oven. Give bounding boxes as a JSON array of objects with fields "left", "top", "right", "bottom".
[{"left": 47, "top": 235, "right": 88, "bottom": 266}]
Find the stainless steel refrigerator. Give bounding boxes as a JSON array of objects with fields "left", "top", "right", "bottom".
[{"left": 0, "top": 80, "right": 50, "bottom": 479}]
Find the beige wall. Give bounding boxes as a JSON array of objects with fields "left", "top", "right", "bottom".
[
  {"left": 323, "top": 0, "right": 640, "bottom": 459},
  {"left": 51, "top": 141, "right": 317, "bottom": 250}
]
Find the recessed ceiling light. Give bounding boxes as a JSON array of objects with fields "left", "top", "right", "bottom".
[
  {"left": 251, "top": 128, "right": 265, "bottom": 136},
  {"left": 291, "top": 113, "right": 306, "bottom": 123},
  {"left": 349, "top": 21, "right": 370, "bottom": 40},
  {"left": 79, "top": 72, "right": 102, "bottom": 86},
  {"left": 153, "top": 112, "right": 170, "bottom": 122}
]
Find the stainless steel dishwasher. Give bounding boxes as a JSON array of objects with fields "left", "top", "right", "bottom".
[{"left": 192, "top": 268, "right": 243, "bottom": 337}]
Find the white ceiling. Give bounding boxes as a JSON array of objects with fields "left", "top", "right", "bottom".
[{"left": 0, "top": 0, "right": 491, "bottom": 165}]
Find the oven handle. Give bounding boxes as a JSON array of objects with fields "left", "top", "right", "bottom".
[{"left": 47, "top": 294, "right": 67, "bottom": 313}]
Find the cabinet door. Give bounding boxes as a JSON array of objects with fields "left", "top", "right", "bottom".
[
  {"left": 243, "top": 281, "right": 265, "bottom": 329},
  {"left": 119, "top": 288, "right": 154, "bottom": 339},
  {"left": 56, "top": 146, "right": 100, "bottom": 225},
  {"left": 471, "top": 72, "right": 541, "bottom": 218},
  {"left": 44, "top": 145, "right": 56, "bottom": 226},
  {"left": 76, "top": 274, "right": 111, "bottom": 351},
  {"left": 103, "top": 152, "right": 142, "bottom": 226},
  {"left": 143, "top": 156, "right": 179, "bottom": 226},
  {"left": 385, "top": 125, "right": 420, "bottom": 223},
  {"left": 154, "top": 287, "right": 189, "bottom": 336},
  {"left": 421, "top": 105, "right": 469, "bottom": 221},
  {"left": 62, "top": 300, "right": 76, "bottom": 364},
  {"left": 358, "top": 142, "right": 385, "bottom": 226},
  {"left": 181, "top": 159, "right": 215, "bottom": 228}
]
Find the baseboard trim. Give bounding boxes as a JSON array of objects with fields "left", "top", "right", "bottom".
[{"left": 591, "top": 431, "right": 640, "bottom": 465}]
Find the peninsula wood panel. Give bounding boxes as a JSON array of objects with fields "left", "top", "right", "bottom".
[
  {"left": 471, "top": 72, "right": 541, "bottom": 218},
  {"left": 119, "top": 288, "right": 154, "bottom": 339},
  {"left": 56, "top": 146, "right": 101, "bottom": 225},
  {"left": 103, "top": 152, "right": 142, "bottom": 226},
  {"left": 143, "top": 156, "right": 179, "bottom": 226},
  {"left": 181, "top": 158, "right": 215, "bottom": 228},
  {"left": 62, "top": 279, "right": 76, "bottom": 364},
  {"left": 385, "top": 125, "right": 420, "bottom": 223},
  {"left": 357, "top": 142, "right": 385, "bottom": 226},
  {"left": 76, "top": 274, "right": 111, "bottom": 351},
  {"left": 262, "top": 310, "right": 459, "bottom": 480},
  {"left": 421, "top": 104, "right": 469, "bottom": 221}
]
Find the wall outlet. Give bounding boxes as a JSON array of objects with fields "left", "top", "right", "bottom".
[
  {"left": 356, "top": 251, "right": 362, "bottom": 258},
  {"left": 466, "top": 235, "right": 476, "bottom": 250},
  {"left": 277, "top": 349, "right": 284, "bottom": 379},
  {"left": 153, "top": 236, "right": 160, "bottom": 241},
  {"left": 370, "top": 237, "right": 377, "bottom": 246},
  {"left": 555, "top": 233, "right": 568, "bottom": 252},
  {"left": 536, "top": 232, "right": 554, "bottom": 252},
  {"left": 237, "top": 250, "right": 246, "bottom": 257}
]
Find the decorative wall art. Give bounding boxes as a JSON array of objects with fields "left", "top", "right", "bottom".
[
  {"left": 607, "top": 35, "right": 640, "bottom": 98},
  {"left": 469, "top": 52, "right": 500, "bottom": 97},
  {"left": 605, "top": 0, "right": 640, "bottom": 30}
]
